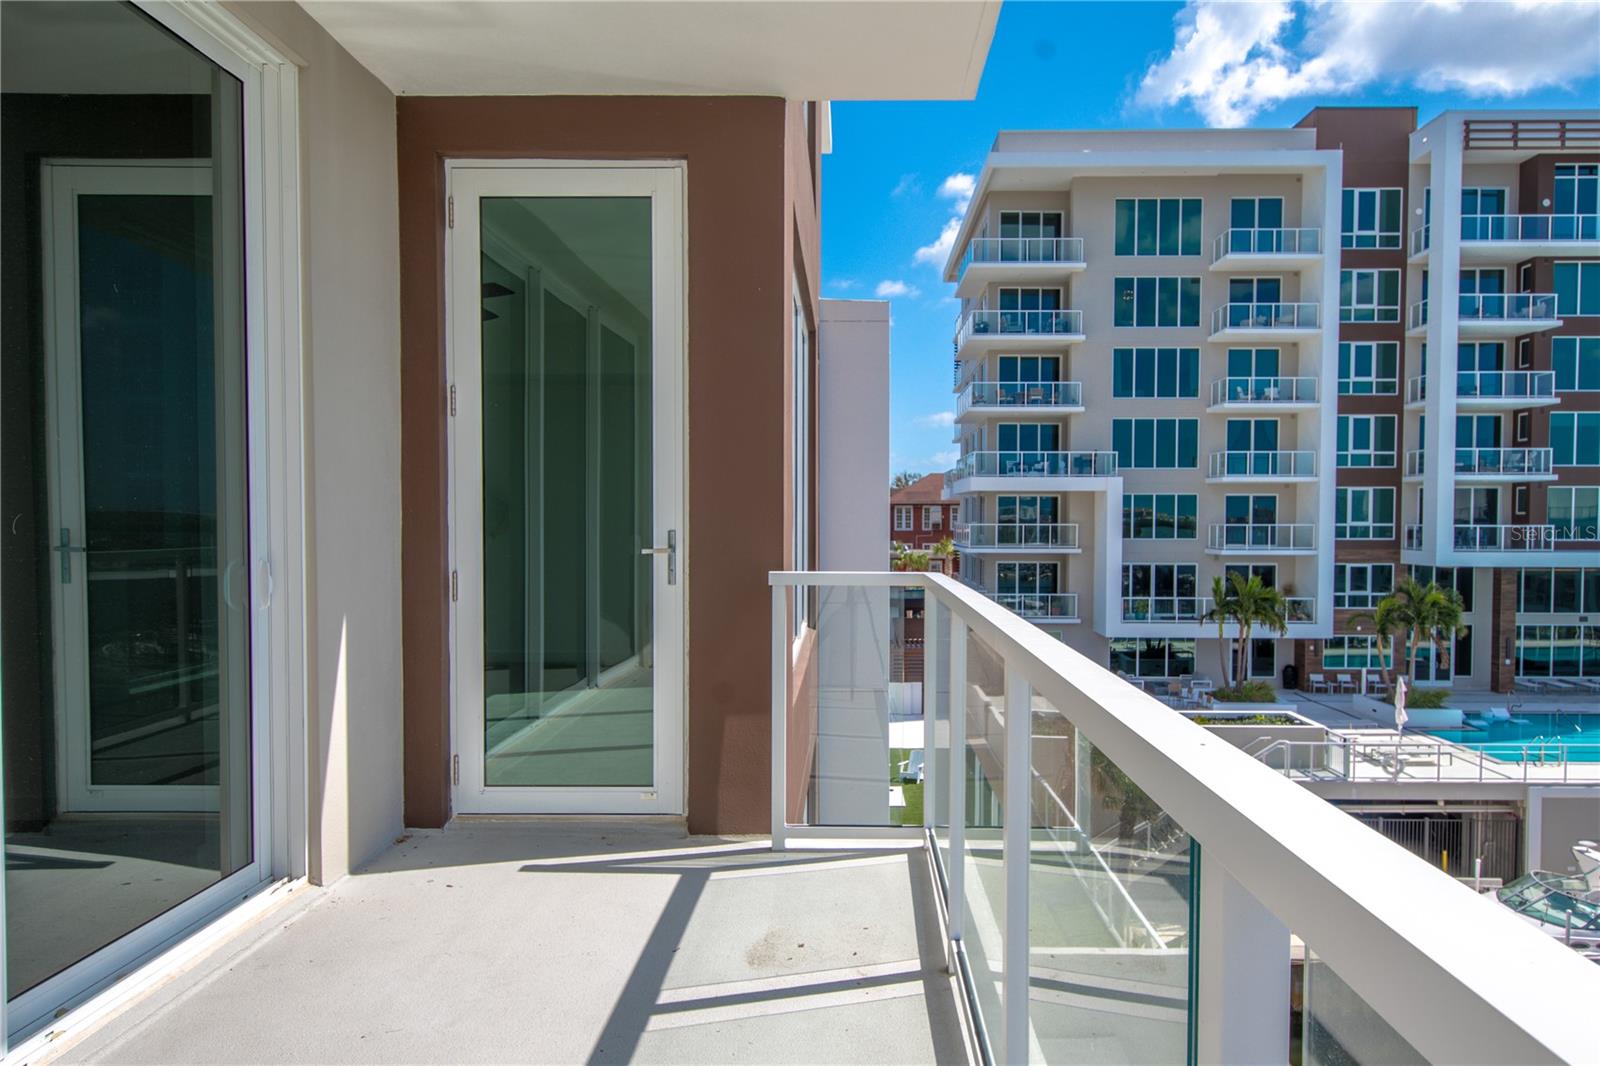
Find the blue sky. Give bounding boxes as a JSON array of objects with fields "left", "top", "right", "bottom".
[{"left": 820, "top": 0, "right": 1600, "bottom": 479}]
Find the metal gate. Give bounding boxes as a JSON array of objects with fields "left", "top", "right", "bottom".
[{"left": 1350, "top": 810, "right": 1522, "bottom": 882}]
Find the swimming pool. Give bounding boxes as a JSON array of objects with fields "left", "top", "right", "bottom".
[{"left": 1426, "top": 713, "right": 1600, "bottom": 762}]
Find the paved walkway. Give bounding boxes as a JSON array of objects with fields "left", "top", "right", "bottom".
[{"left": 57, "top": 822, "right": 969, "bottom": 1065}]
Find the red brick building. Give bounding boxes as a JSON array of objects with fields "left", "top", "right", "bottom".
[{"left": 891, "top": 473, "right": 960, "bottom": 575}]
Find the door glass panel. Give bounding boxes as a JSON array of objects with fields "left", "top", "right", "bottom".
[
  {"left": 2, "top": 1, "right": 251, "bottom": 1000},
  {"left": 478, "top": 196, "right": 654, "bottom": 788}
]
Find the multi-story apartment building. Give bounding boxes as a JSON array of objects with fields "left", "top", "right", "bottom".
[
  {"left": 943, "top": 108, "right": 1600, "bottom": 692},
  {"left": 891, "top": 472, "right": 960, "bottom": 574}
]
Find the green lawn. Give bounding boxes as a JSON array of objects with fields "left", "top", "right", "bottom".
[{"left": 889, "top": 747, "right": 924, "bottom": 826}]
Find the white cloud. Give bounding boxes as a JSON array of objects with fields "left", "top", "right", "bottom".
[
  {"left": 913, "top": 216, "right": 963, "bottom": 267},
  {"left": 937, "top": 172, "right": 976, "bottom": 214},
  {"left": 891, "top": 173, "right": 920, "bottom": 198},
  {"left": 929, "top": 449, "right": 960, "bottom": 468},
  {"left": 876, "top": 279, "right": 921, "bottom": 299},
  {"left": 827, "top": 278, "right": 859, "bottom": 291},
  {"left": 913, "top": 410, "right": 956, "bottom": 429},
  {"left": 1138, "top": 0, "right": 1600, "bottom": 128}
]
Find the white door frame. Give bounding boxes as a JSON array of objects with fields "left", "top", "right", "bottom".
[
  {"left": 41, "top": 160, "right": 225, "bottom": 815},
  {"left": 445, "top": 161, "right": 686, "bottom": 815},
  {"left": 5, "top": 1, "right": 306, "bottom": 1049}
]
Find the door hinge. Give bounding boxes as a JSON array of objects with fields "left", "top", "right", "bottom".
[
  {"left": 452, "top": 754, "right": 459, "bottom": 785},
  {"left": 449, "top": 383, "right": 457, "bottom": 417},
  {"left": 447, "top": 195, "right": 454, "bottom": 229},
  {"left": 451, "top": 569, "right": 459, "bottom": 602}
]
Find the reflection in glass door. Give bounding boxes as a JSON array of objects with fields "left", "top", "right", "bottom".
[{"left": 449, "top": 165, "right": 683, "bottom": 814}]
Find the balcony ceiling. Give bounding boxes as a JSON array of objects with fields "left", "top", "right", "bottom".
[{"left": 298, "top": 1, "right": 998, "bottom": 98}]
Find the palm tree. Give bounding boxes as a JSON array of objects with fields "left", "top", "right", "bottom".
[
  {"left": 1204, "top": 576, "right": 1235, "bottom": 686},
  {"left": 1353, "top": 579, "right": 1465, "bottom": 688},
  {"left": 1349, "top": 595, "right": 1408, "bottom": 691},
  {"left": 890, "top": 471, "right": 923, "bottom": 491},
  {"left": 1205, "top": 573, "right": 1289, "bottom": 692}
]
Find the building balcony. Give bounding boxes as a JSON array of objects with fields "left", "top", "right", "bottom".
[
  {"left": 954, "top": 308, "right": 1084, "bottom": 362},
  {"left": 1405, "top": 375, "right": 1426, "bottom": 408},
  {"left": 953, "top": 522, "right": 1081, "bottom": 553},
  {"left": 1408, "top": 224, "right": 1430, "bottom": 261},
  {"left": 955, "top": 379, "right": 1083, "bottom": 422},
  {"left": 1121, "top": 595, "right": 1207, "bottom": 622},
  {"left": 1410, "top": 292, "right": 1562, "bottom": 334},
  {"left": 1459, "top": 213, "right": 1600, "bottom": 263},
  {"left": 1454, "top": 446, "right": 1556, "bottom": 481},
  {"left": 1207, "top": 375, "right": 1318, "bottom": 412},
  {"left": 1456, "top": 370, "right": 1559, "bottom": 409},
  {"left": 1404, "top": 450, "right": 1426, "bottom": 480},
  {"left": 1206, "top": 450, "right": 1316, "bottom": 482},
  {"left": 1208, "top": 302, "right": 1320, "bottom": 343},
  {"left": 955, "top": 236, "right": 1086, "bottom": 298},
  {"left": 944, "top": 449, "right": 1117, "bottom": 496},
  {"left": 961, "top": 577, "right": 1079, "bottom": 622},
  {"left": 1205, "top": 523, "right": 1316, "bottom": 554},
  {"left": 1404, "top": 523, "right": 1424, "bottom": 551},
  {"left": 1453, "top": 523, "right": 1557, "bottom": 552},
  {"left": 1209, "top": 227, "right": 1322, "bottom": 271}
]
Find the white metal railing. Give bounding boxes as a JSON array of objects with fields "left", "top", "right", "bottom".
[
  {"left": 961, "top": 236, "right": 1086, "bottom": 272},
  {"left": 956, "top": 379, "right": 1083, "bottom": 415},
  {"left": 1455, "top": 370, "right": 1556, "bottom": 401},
  {"left": 1404, "top": 524, "right": 1424, "bottom": 550},
  {"left": 1458, "top": 292, "right": 1559, "bottom": 322},
  {"left": 1460, "top": 213, "right": 1600, "bottom": 243},
  {"left": 945, "top": 450, "right": 1117, "bottom": 483},
  {"left": 1454, "top": 447, "right": 1554, "bottom": 476},
  {"left": 1208, "top": 376, "right": 1317, "bottom": 406},
  {"left": 954, "top": 522, "right": 1080, "bottom": 550},
  {"left": 1121, "top": 595, "right": 1207, "bottom": 622},
  {"left": 1255, "top": 733, "right": 1600, "bottom": 786},
  {"left": 1207, "top": 450, "right": 1316, "bottom": 478},
  {"left": 1210, "top": 302, "right": 1320, "bottom": 332},
  {"left": 1405, "top": 450, "right": 1426, "bottom": 477},
  {"left": 1409, "top": 224, "right": 1431, "bottom": 257},
  {"left": 987, "top": 590, "right": 1079, "bottom": 620},
  {"left": 1408, "top": 300, "right": 1428, "bottom": 330},
  {"left": 1206, "top": 523, "right": 1315, "bottom": 552},
  {"left": 955, "top": 308, "right": 1083, "bottom": 348},
  {"left": 1211, "top": 227, "right": 1322, "bottom": 261},
  {"left": 769, "top": 571, "right": 1600, "bottom": 1064},
  {"left": 1452, "top": 524, "right": 1557, "bottom": 552},
  {"left": 1405, "top": 375, "right": 1426, "bottom": 405}
]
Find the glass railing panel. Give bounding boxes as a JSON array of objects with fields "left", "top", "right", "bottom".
[
  {"left": 1301, "top": 949, "right": 1426, "bottom": 1066},
  {"left": 964, "top": 381, "right": 1084, "bottom": 408},
  {"left": 1460, "top": 213, "right": 1600, "bottom": 242},
  {"left": 964, "top": 236, "right": 1086, "bottom": 267},
  {"left": 785, "top": 584, "right": 916, "bottom": 828},
  {"left": 962, "top": 628, "right": 1009, "bottom": 1056},
  {"left": 930, "top": 596, "right": 953, "bottom": 862},
  {"left": 1028, "top": 699, "right": 1193, "bottom": 1065}
]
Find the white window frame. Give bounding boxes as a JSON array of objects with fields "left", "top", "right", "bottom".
[
  {"left": 4, "top": 1, "right": 307, "bottom": 1049},
  {"left": 1342, "top": 187, "right": 1402, "bottom": 249},
  {"left": 1548, "top": 487, "right": 1599, "bottom": 542},
  {"left": 792, "top": 284, "right": 811, "bottom": 633},
  {"left": 1340, "top": 268, "right": 1401, "bottom": 322},
  {"left": 1337, "top": 414, "right": 1398, "bottom": 468},
  {"left": 893, "top": 505, "right": 913, "bottom": 532},
  {"left": 1336, "top": 486, "right": 1396, "bottom": 540},
  {"left": 1334, "top": 563, "right": 1394, "bottom": 609},
  {"left": 1553, "top": 336, "right": 1600, "bottom": 392},
  {"left": 1338, "top": 341, "right": 1399, "bottom": 395},
  {"left": 922, "top": 505, "right": 942, "bottom": 530}
]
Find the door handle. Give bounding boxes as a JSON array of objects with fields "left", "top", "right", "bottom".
[
  {"left": 51, "top": 527, "right": 88, "bottom": 583},
  {"left": 640, "top": 529, "right": 676, "bottom": 585}
]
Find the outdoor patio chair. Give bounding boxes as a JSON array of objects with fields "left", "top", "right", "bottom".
[
  {"left": 1308, "top": 672, "right": 1329, "bottom": 693},
  {"left": 1366, "top": 673, "right": 1390, "bottom": 696},
  {"left": 1574, "top": 678, "right": 1600, "bottom": 694},
  {"left": 1514, "top": 677, "right": 1545, "bottom": 693},
  {"left": 1336, "top": 673, "right": 1356, "bottom": 693}
]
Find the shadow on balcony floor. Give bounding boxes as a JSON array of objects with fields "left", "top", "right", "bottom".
[{"left": 57, "top": 821, "right": 970, "bottom": 1065}]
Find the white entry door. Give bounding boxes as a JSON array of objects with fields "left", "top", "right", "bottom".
[{"left": 447, "top": 163, "right": 685, "bottom": 814}]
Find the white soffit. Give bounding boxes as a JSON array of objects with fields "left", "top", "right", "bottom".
[{"left": 298, "top": 1, "right": 998, "bottom": 98}]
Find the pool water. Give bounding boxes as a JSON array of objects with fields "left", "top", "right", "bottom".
[{"left": 1426, "top": 713, "right": 1600, "bottom": 761}]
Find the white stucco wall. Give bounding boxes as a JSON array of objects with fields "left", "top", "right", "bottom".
[
  {"left": 226, "top": 2, "right": 404, "bottom": 884},
  {"left": 818, "top": 299, "right": 891, "bottom": 569}
]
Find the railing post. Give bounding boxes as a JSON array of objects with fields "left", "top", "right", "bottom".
[
  {"left": 1003, "top": 667, "right": 1032, "bottom": 1064},
  {"left": 947, "top": 619, "right": 967, "bottom": 945},
  {"left": 923, "top": 588, "right": 939, "bottom": 830},
  {"left": 1196, "top": 847, "right": 1291, "bottom": 1065},
  {"left": 771, "top": 583, "right": 788, "bottom": 850}
]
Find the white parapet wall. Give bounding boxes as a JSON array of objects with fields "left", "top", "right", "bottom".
[{"left": 818, "top": 298, "right": 890, "bottom": 571}]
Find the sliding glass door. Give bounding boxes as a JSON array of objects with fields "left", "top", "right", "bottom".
[{"left": 449, "top": 164, "right": 684, "bottom": 814}]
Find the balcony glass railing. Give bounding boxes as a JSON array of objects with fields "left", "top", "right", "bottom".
[
  {"left": 1405, "top": 450, "right": 1426, "bottom": 477},
  {"left": 1456, "top": 369, "right": 1556, "bottom": 400},
  {"left": 1405, "top": 375, "right": 1427, "bottom": 404},
  {"left": 1453, "top": 524, "right": 1557, "bottom": 551},
  {"left": 955, "top": 522, "right": 1080, "bottom": 549},
  {"left": 1409, "top": 224, "right": 1431, "bottom": 257},
  {"left": 1211, "top": 227, "right": 1321, "bottom": 260},
  {"left": 961, "top": 236, "right": 1085, "bottom": 271},
  {"left": 1207, "top": 450, "right": 1316, "bottom": 478},
  {"left": 772, "top": 573, "right": 1596, "bottom": 1064},
  {"left": 1122, "top": 596, "right": 1207, "bottom": 622},
  {"left": 1208, "top": 376, "right": 1317, "bottom": 406},
  {"left": 1458, "top": 292, "right": 1559, "bottom": 322},
  {"left": 1454, "top": 447, "right": 1554, "bottom": 476},
  {"left": 1461, "top": 213, "right": 1600, "bottom": 242},
  {"left": 1206, "top": 523, "right": 1315, "bottom": 551},
  {"left": 956, "top": 308, "right": 1083, "bottom": 347},
  {"left": 956, "top": 379, "right": 1083, "bottom": 415},
  {"left": 1211, "top": 302, "right": 1319, "bottom": 332},
  {"left": 1404, "top": 524, "right": 1424, "bottom": 550},
  {"left": 946, "top": 450, "right": 1117, "bottom": 482},
  {"left": 988, "top": 590, "right": 1079, "bottom": 620}
]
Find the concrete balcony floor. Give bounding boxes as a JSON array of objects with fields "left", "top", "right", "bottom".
[{"left": 58, "top": 822, "right": 970, "bottom": 1065}]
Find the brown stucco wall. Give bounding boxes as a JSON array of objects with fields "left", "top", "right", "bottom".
[{"left": 397, "top": 96, "right": 815, "bottom": 833}]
